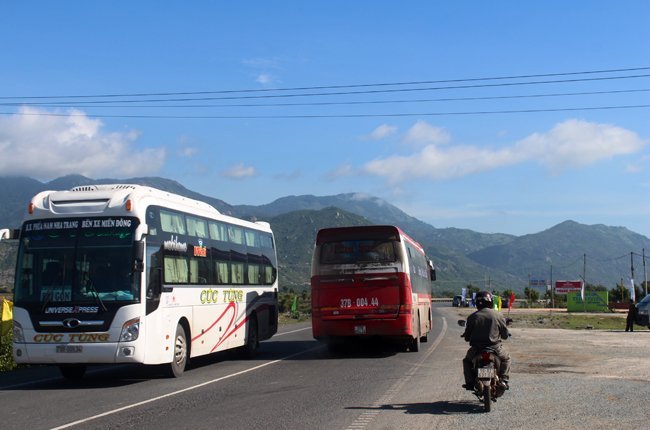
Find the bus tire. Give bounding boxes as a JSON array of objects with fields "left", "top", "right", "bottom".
[
  {"left": 168, "top": 323, "right": 188, "bottom": 378},
  {"left": 59, "top": 365, "right": 86, "bottom": 380},
  {"left": 409, "top": 317, "right": 421, "bottom": 352},
  {"left": 241, "top": 314, "right": 259, "bottom": 359},
  {"left": 420, "top": 312, "right": 431, "bottom": 342}
]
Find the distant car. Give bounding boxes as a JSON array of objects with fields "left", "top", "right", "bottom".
[
  {"left": 452, "top": 295, "right": 469, "bottom": 307},
  {"left": 635, "top": 294, "right": 650, "bottom": 328}
]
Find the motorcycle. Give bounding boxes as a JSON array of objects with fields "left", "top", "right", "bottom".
[
  {"left": 469, "top": 346, "right": 506, "bottom": 412},
  {"left": 458, "top": 320, "right": 508, "bottom": 412}
]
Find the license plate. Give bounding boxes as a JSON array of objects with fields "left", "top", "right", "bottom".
[
  {"left": 354, "top": 325, "right": 366, "bottom": 334},
  {"left": 56, "top": 345, "right": 83, "bottom": 353},
  {"left": 478, "top": 367, "right": 496, "bottom": 379}
]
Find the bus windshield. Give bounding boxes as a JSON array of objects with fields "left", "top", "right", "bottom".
[
  {"left": 14, "top": 217, "right": 140, "bottom": 305},
  {"left": 320, "top": 239, "right": 396, "bottom": 265}
]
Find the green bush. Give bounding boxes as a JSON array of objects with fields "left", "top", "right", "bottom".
[{"left": 0, "top": 333, "right": 16, "bottom": 372}]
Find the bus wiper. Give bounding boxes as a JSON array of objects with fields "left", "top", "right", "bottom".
[
  {"left": 86, "top": 281, "right": 108, "bottom": 312},
  {"left": 41, "top": 290, "right": 52, "bottom": 313}
]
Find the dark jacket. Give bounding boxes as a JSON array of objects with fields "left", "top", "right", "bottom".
[{"left": 462, "top": 307, "right": 510, "bottom": 348}]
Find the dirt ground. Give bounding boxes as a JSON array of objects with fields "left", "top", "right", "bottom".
[
  {"left": 453, "top": 308, "right": 650, "bottom": 382},
  {"left": 446, "top": 309, "right": 650, "bottom": 381},
  {"left": 509, "top": 327, "right": 650, "bottom": 382}
]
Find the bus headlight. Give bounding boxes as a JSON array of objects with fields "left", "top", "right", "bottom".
[
  {"left": 13, "top": 320, "right": 25, "bottom": 343},
  {"left": 119, "top": 317, "right": 140, "bottom": 342}
]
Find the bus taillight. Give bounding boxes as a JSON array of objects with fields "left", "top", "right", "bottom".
[{"left": 399, "top": 303, "right": 413, "bottom": 314}]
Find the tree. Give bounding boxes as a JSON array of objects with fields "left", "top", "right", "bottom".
[
  {"left": 466, "top": 284, "right": 480, "bottom": 295},
  {"left": 610, "top": 282, "right": 644, "bottom": 303},
  {"left": 524, "top": 287, "right": 539, "bottom": 305}
]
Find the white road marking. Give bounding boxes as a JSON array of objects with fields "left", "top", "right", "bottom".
[
  {"left": 0, "top": 326, "right": 311, "bottom": 390},
  {"left": 344, "top": 317, "right": 448, "bottom": 430},
  {"left": 274, "top": 326, "right": 311, "bottom": 336},
  {"left": 49, "top": 345, "right": 322, "bottom": 430}
]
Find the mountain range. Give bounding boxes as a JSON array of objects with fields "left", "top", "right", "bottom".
[{"left": 1, "top": 174, "right": 649, "bottom": 295}]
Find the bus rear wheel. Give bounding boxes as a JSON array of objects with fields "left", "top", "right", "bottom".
[
  {"left": 240, "top": 315, "right": 259, "bottom": 359},
  {"left": 408, "top": 317, "right": 421, "bottom": 352},
  {"left": 168, "top": 323, "right": 188, "bottom": 378}
]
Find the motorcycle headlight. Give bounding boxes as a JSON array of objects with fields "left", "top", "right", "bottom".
[{"left": 119, "top": 317, "right": 140, "bottom": 342}]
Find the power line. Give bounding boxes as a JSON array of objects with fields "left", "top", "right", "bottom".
[
  {"left": 2, "top": 104, "right": 648, "bottom": 120},
  {"left": 2, "top": 66, "right": 649, "bottom": 100},
  {"left": 3, "top": 88, "right": 648, "bottom": 109},
  {"left": 3, "top": 74, "right": 650, "bottom": 105}
]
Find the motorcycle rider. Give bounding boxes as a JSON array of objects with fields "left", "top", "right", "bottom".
[{"left": 461, "top": 291, "right": 511, "bottom": 391}]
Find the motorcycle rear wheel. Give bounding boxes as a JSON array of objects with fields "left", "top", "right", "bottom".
[{"left": 483, "top": 385, "right": 491, "bottom": 412}]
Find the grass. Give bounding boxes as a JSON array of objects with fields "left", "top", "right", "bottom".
[
  {"left": 278, "top": 312, "right": 311, "bottom": 325},
  {"left": 453, "top": 306, "right": 637, "bottom": 330},
  {"left": 506, "top": 312, "right": 629, "bottom": 330}
]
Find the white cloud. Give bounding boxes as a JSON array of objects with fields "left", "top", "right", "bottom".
[
  {"left": 514, "top": 119, "right": 646, "bottom": 173},
  {"left": 256, "top": 74, "right": 274, "bottom": 85},
  {"left": 363, "top": 119, "right": 647, "bottom": 184},
  {"left": 402, "top": 120, "right": 451, "bottom": 147},
  {"left": 220, "top": 163, "right": 256, "bottom": 179},
  {"left": 326, "top": 163, "right": 355, "bottom": 180},
  {"left": 177, "top": 136, "right": 197, "bottom": 157},
  {"left": 363, "top": 124, "right": 398, "bottom": 141},
  {"left": 243, "top": 57, "right": 282, "bottom": 86},
  {"left": 0, "top": 107, "right": 165, "bottom": 180},
  {"left": 179, "top": 147, "right": 197, "bottom": 157}
]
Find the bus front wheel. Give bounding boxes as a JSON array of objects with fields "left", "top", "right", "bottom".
[{"left": 168, "top": 323, "right": 188, "bottom": 378}]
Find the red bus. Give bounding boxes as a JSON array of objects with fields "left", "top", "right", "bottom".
[{"left": 310, "top": 225, "right": 436, "bottom": 351}]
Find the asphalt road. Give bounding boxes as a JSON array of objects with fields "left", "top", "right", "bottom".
[{"left": 1, "top": 305, "right": 648, "bottom": 430}]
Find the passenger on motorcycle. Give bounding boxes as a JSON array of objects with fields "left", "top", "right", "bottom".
[{"left": 461, "top": 291, "right": 511, "bottom": 390}]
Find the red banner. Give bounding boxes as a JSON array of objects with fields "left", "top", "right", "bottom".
[{"left": 555, "top": 280, "right": 582, "bottom": 294}]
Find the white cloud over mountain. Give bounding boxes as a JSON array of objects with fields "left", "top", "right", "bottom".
[
  {"left": 0, "top": 107, "right": 165, "bottom": 180},
  {"left": 363, "top": 119, "right": 647, "bottom": 183}
]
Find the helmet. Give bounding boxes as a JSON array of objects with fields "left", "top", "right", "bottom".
[{"left": 475, "top": 291, "right": 493, "bottom": 310}]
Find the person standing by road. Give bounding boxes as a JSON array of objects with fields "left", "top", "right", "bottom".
[{"left": 625, "top": 302, "right": 636, "bottom": 332}]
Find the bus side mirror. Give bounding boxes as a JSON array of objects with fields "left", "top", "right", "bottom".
[
  {"left": 0, "top": 228, "right": 20, "bottom": 241},
  {"left": 133, "top": 240, "right": 144, "bottom": 272},
  {"left": 427, "top": 259, "right": 436, "bottom": 281}
]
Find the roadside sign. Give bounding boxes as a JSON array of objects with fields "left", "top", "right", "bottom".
[
  {"left": 555, "top": 280, "right": 582, "bottom": 294},
  {"left": 529, "top": 279, "right": 546, "bottom": 287},
  {"left": 567, "top": 291, "right": 609, "bottom": 312}
]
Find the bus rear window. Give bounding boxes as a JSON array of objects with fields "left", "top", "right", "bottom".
[{"left": 320, "top": 240, "right": 396, "bottom": 264}]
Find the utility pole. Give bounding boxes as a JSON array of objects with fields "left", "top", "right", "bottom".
[
  {"left": 580, "top": 254, "right": 587, "bottom": 313},
  {"left": 641, "top": 248, "right": 648, "bottom": 296},
  {"left": 631, "top": 251, "right": 635, "bottom": 303},
  {"left": 550, "top": 264, "right": 554, "bottom": 308}
]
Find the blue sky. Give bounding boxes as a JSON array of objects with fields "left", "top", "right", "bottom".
[{"left": 1, "top": 1, "right": 649, "bottom": 237}]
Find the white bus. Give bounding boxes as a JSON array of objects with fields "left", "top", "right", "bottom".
[{"left": 7, "top": 184, "right": 278, "bottom": 379}]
